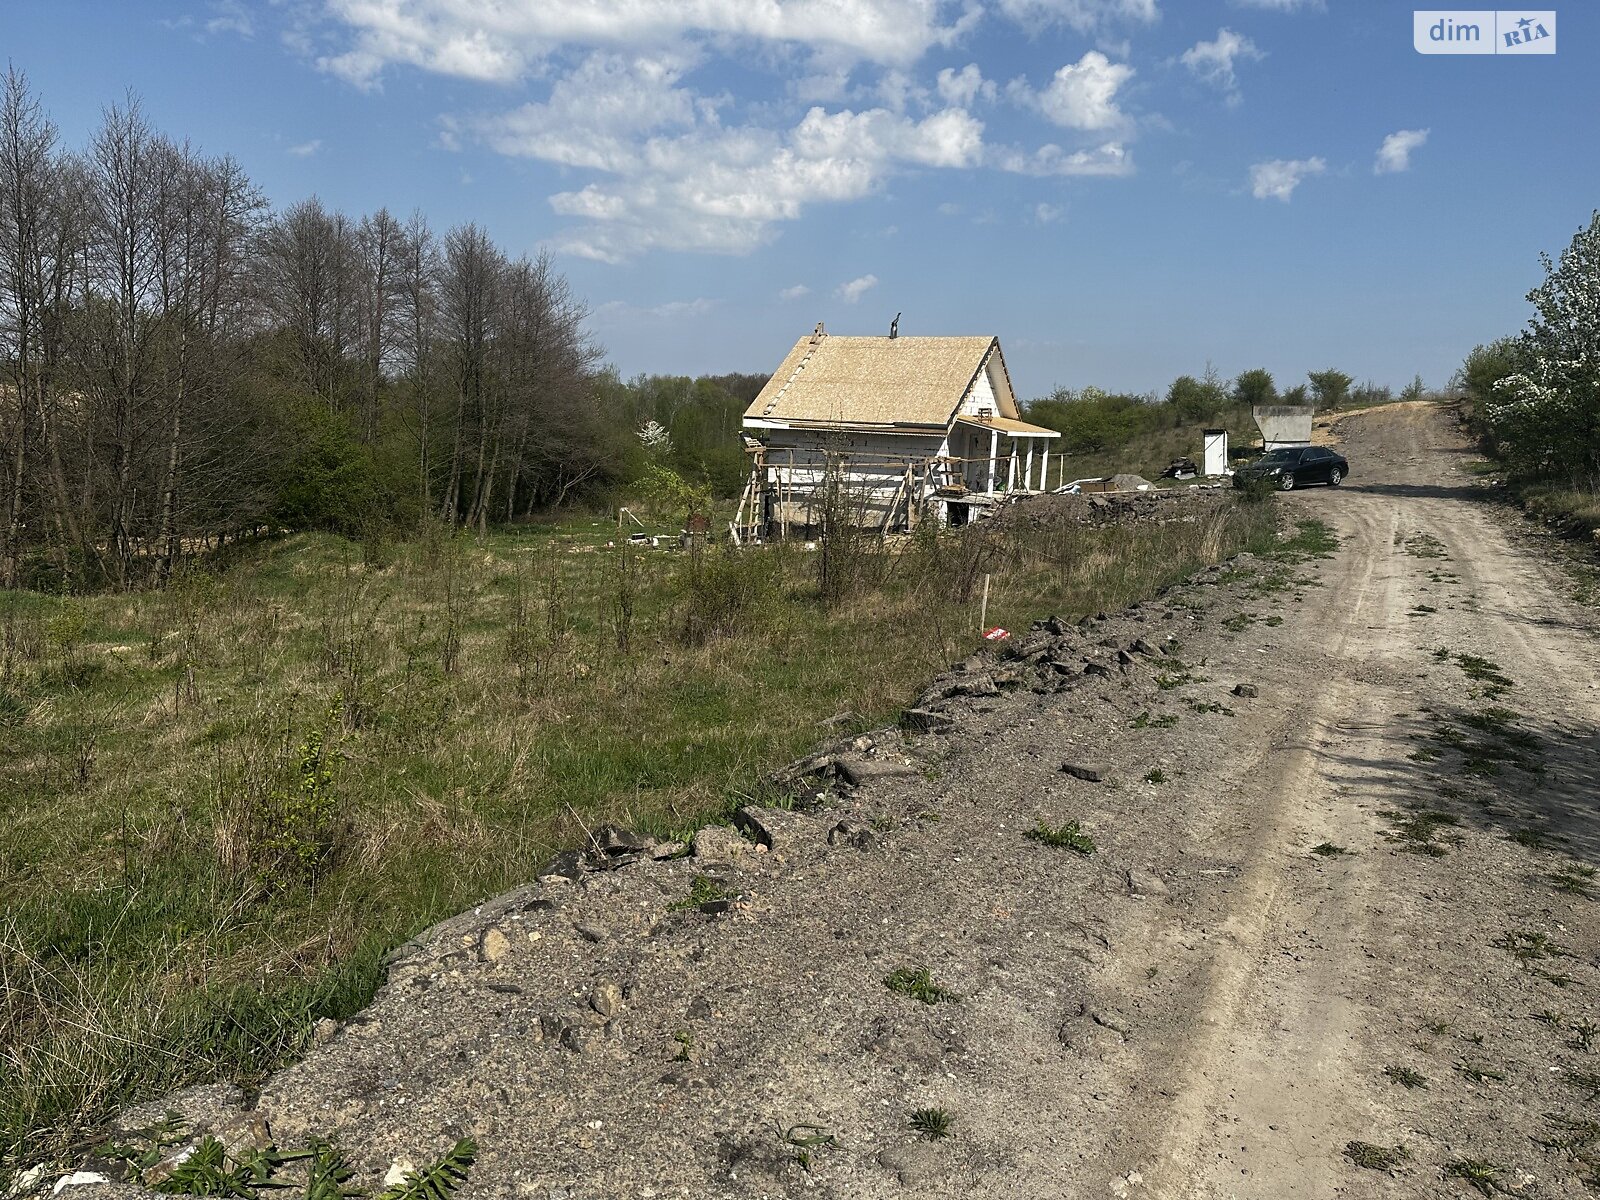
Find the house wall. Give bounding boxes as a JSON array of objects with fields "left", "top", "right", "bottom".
[
  {"left": 956, "top": 366, "right": 997, "bottom": 419},
  {"left": 754, "top": 428, "right": 945, "bottom": 530}
]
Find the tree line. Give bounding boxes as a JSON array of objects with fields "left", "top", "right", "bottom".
[
  {"left": 0, "top": 68, "right": 621, "bottom": 592},
  {"left": 1023, "top": 364, "right": 1421, "bottom": 456},
  {"left": 1456, "top": 210, "right": 1600, "bottom": 488}
]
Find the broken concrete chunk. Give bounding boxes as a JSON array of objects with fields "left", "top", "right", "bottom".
[
  {"left": 477, "top": 926, "right": 511, "bottom": 963},
  {"left": 590, "top": 982, "right": 623, "bottom": 1018},
  {"left": 1061, "top": 763, "right": 1104, "bottom": 783},
  {"left": 836, "top": 757, "right": 920, "bottom": 787},
  {"left": 767, "top": 751, "right": 836, "bottom": 788},
  {"left": 590, "top": 825, "right": 653, "bottom": 857},
  {"left": 1130, "top": 638, "right": 1159, "bottom": 656},
  {"left": 691, "top": 824, "right": 752, "bottom": 864},
  {"left": 947, "top": 674, "right": 1000, "bottom": 698},
  {"left": 537, "top": 850, "right": 584, "bottom": 885},
  {"left": 1232, "top": 683, "right": 1260, "bottom": 698},
  {"left": 734, "top": 805, "right": 823, "bottom": 855},
  {"left": 51, "top": 1174, "right": 112, "bottom": 1196},
  {"left": 902, "top": 707, "right": 955, "bottom": 733},
  {"left": 1083, "top": 661, "right": 1113, "bottom": 678},
  {"left": 572, "top": 922, "right": 609, "bottom": 944}
]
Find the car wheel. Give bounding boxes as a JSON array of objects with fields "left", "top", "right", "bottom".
[
  {"left": 1278, "top": 472, "right": 1295, "bottom": 491},
  {"left": 1329, "top": 467, "right": 1343, "bottom": 487}
]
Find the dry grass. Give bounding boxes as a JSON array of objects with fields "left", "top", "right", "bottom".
[{"left": 0, "top": 501, "right": 1279, "bottom": 1175}]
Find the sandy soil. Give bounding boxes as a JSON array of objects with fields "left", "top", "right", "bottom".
[{"left": 94, "top": 402, "right": 1600, "bottom": 1200}]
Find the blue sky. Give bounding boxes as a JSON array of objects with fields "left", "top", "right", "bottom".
[{"left": 3, "top": 1, "right": 1595, "bottom": 398}]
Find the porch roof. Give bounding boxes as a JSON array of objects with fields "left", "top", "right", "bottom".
[{"left": 954, "top": 415, "right": 1060, "bottom": 438}]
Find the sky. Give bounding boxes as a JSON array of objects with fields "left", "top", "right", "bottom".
[{"left": 2, "top": 1, "right": 1596, "bottom": 399}]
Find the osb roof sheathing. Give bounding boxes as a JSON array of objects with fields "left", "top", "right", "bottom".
[
  {"left": 746, "top": 335, "right": 1016, "bottom": 428},
  {"left": 954, "top": 414, "right": 1060, "bottom": 438}
]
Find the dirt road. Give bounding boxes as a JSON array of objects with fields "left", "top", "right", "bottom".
[
  {"left": 103, "top": 402, "right": 1600, "bottom": 1199},
  {"left": 1098, "top": 400, "right": 1600, "bottom": 1198}
]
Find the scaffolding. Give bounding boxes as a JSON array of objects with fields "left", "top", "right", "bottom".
[{"left": 730, "top": 445, "right": 1070, "bottom": 545}]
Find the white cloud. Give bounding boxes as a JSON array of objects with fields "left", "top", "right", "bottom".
[
  {"left": 1179, "top": 28, "right": 1261, "bottom": 104},
  {"left": 316, "top": 0, "right": 980, "bottom": 86},
  {"left": 993, "top": 0, "right": 1159, "bottom": 34},
  {"left": 1033, "top": 202, "right": 1064, "bottom": 223},
  {"left": 1231, "top": 0, "right": 1322, "bottom": 9},
  {"left": 458, "top": 52, "right": 990, "bottom": 260},
  {"left": 1375, "top": 128, "right": 1429, "bottom": 174},
  {"left": 837, "top": 274, "right": 879, "bottom": 303},
  {"left": 1249, "top": 156, "right": 1325, "bottom": 201},
  {"left": 936, "top": 63, "right": 996, "bottom": 107},
  {"left": 548, "top": 185, "right": 630, "bottom": 220},
  {"left": 592, "top": 297, "right": 717, "bottom": 324},
  {"left": 991, "top": 141, "right": 1132, "bottom": 176},
  {"left": 780, "top": 284, "right": 811, "bottom": 299},
  {"left": 1011, "top": 51, "right": 1134, "bottom": 131},
  {"left": 452, "top": 53, "right": 701, "bottom": 173},
  {"left": 206, "top": 0, "right": 254, "bottom": 37},
  {"left": 287, "top": 139, "right": 323, "bottom": 157}
]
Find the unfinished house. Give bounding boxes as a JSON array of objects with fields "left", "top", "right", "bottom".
[{"left": 734, "top": 326, "right": 1059, "bottom": 540}]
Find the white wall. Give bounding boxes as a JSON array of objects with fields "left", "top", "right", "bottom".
[
  {"left": 754, "top": 429, "right": 944, "bottom": 528},
  {"left": 957, "top": 367, "right": 997, "bottom": 418}
]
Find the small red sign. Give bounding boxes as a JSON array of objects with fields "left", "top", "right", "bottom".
[{"left": 982, "top": 627, "right": 1010, "bottom": 641}]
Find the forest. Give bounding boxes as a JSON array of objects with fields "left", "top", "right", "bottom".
[{"left": 0, "top": 69, "right": 772, "bottom": 594}]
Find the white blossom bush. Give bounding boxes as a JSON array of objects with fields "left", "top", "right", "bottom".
[{"left": 1486, "top": 210, "right": 1600, "bottom": 483}]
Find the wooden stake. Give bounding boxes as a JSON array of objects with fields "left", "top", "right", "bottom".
[{"left": 979, "top": 573, "right": 991, "bottom": 632}]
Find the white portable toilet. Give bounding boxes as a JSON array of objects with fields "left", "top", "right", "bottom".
[{"left": 1202, "top": 429, "right": 1228, "bottom": 476}]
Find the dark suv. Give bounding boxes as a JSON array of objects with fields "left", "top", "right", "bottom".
[{"left": 1233, "top": 445, "right": 1348, "bottom": 491}]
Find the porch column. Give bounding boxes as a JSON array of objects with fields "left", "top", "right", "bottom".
[
  {"left": 1006, "top": 445, "right": 1017, "bottom": 491},
  {"left": 987, "top": 428, "right": 998, "bottom": 493}
]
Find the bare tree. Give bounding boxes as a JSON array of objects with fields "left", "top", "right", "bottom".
[
  {"left": 397, "top": 210, "right": 438, "bottom": 514},
  {"left": 437, "top": 223, "right": 501, "bottom": 527}
]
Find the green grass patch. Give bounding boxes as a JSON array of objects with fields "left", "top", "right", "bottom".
[
  {"left": 1132, "top": 711, "right": 1178, "bottom": 730},
  {"left": 883, "top": 967, "right": 959, "bottom": 1006},
  {"left": 1381, "top": 806, "right": 1460, "bottom": 857},
  {"left": 1444, "top": 1159, "right": 1510, "bottom": 1196},
  {"left": 1383, "top": 1064, "right": 1426, "bottom": 1089},
  {"left": 908, "top": 1108, "right": 953, "bottom": 1141},
  {"left": 1023, "top": 820, "right": 1096, "bottom": 855},
  {"left": 1343, "top": 1141, "right": 1409, "bottom": 1171},
  {"left": 668, "top": 875, "right": 736, "bottom": 913}
]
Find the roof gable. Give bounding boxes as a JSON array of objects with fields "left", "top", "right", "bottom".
[{"left": 745, "top": 334, "right": 1018, "bottom": 429}]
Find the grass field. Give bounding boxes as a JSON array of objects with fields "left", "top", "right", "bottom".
[{"left": 0, "top": 499, "right": 1281, "bottom": 1175}]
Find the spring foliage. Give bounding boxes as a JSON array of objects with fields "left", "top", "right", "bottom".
[{"left": 1466, "top": 210, "right": 1600, "bottom": 483}]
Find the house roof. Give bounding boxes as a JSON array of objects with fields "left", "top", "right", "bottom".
[{"left": 746, "top": 334, "right": 1017, "bottom": 429}]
